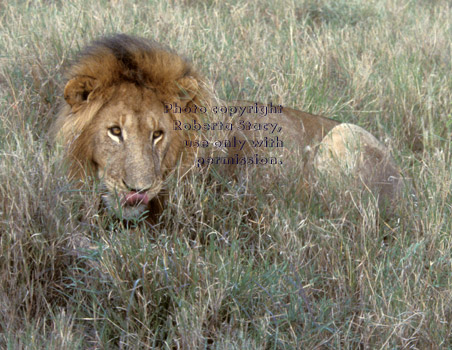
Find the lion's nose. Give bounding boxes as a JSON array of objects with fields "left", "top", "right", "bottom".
[{"left": 122, "top": 179, "right": 151, "bottom": 193}]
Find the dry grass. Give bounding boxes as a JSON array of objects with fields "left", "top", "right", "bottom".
[{"left": 1, "top": 0, "right": 452, "bottom": 348}]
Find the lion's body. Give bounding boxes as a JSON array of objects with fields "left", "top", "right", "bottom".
[{"left": 54, "top": 34, "right": 403, "bottom": 220}]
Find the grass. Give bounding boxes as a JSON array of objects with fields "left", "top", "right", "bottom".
[{"left": 1, "top": 0, "right": 452, "bottom": 348}]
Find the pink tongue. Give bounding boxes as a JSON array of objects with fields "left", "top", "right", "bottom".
[{"left": 124, "top": 191, "right": 150, "bottom": 206}]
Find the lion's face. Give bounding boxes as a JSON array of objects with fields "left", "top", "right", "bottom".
[
  {"left": 53, "top": 35, "right": 207, "bottom": 220},
  {"left": 88, "top": 83, "right": 180, "bottom": 219}
]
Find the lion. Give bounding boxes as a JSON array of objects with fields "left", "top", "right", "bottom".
[{"left": 53, "top": 34, "right": 403, "bottom": 220}]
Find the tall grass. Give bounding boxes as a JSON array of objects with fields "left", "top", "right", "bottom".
[{"left": 1, "top": 0, "right": 452, "bottom": 348}]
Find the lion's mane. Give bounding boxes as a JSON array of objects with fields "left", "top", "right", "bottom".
[{"left": 53, "top": 34, "right": 210, "bottom": 178}]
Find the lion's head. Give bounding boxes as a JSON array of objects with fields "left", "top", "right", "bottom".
[{"left": 53, "top": 34, "right": 209, "bottom": 219}]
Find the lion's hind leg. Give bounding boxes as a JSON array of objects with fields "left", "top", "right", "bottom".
[{"left": 313, "top": 123, "right": 405, "bottom": 214}]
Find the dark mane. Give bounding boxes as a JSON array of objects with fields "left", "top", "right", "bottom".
[
  {"left": 54, "top": 34, "right": 211, "bottom": 179},
  {"left": 67, "top": 34, "right": 201, "bottom": 100}
]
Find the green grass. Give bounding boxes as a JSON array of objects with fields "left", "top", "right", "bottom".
[{"left": 1, "top": 0, "right": 452, "bottom": 348}]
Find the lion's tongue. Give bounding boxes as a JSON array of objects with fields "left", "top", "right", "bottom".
[{"left": 124, "top": 192, "right": 150, "bottom": 206}]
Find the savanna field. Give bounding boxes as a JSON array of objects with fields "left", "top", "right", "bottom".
[{"left": 1, "top": 0, "right": 452, "bottom": 348}]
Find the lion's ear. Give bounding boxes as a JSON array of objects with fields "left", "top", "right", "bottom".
[
  {"left": 176, "top": 76, "right": 199, "bottom": 105},
  {"left": 64, "top": 76, "right": 98, "bottom": 108}
]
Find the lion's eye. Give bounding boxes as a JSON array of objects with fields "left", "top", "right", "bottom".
[
  {"left": 153, "top": 130, "right": 163, "bottom": 141},
  {"left": 109, "top": 126, "right": 122, "bottom": 137}
]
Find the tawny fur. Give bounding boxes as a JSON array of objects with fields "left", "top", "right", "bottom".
[{"left": 53, "top": 34, "right": 404, "bottom": 219}]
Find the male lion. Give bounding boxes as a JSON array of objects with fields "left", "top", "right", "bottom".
[{"left": 53, "top": 34, "right": 403, "bottom": 220}]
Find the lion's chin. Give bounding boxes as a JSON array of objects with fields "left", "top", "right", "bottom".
[
  {"left": 118, "top": 204, "right": 149, "bottom": 220},
  {"left": 102, "top": 194, "right": 150, "bottom": 220}
]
